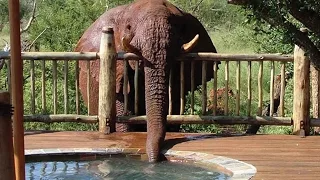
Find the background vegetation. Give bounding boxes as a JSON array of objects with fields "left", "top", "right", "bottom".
[{"left": 0, "top": 0, "right": 297, "bottom": 134}]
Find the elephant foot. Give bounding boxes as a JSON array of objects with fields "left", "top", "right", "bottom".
[
  {"left": 246, "top": 125, "right": 260, "bottom": 135},
  {"left": 147, "top": 151, "right": 160, "bottom": 163},
  {"left": 146, "top": 133, "right": 165, "bottom": 163},
  {"left": 146, "top": 146, "right": 166, "bottom": 163}
]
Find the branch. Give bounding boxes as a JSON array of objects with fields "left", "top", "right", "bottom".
[
  {"left": 192, "top": 0, "right": 204, "bottom": 13},
  {"left": 286, "top": 0, "right": 320, "bottom": 38},
  {"left": 20, "top": 0, "right": 37, "bottom": 33},
  {"left": 292, "top": 26, "right": 320, "bottom": 70},
  {"left": 24, "top": 27, "right": 48, "bottom": 51},
  {"left": 2, "top": 39, "right": 10, "bottom": 51},
  {"left": 255, "top": 3, "right": 320, "bottom": 70},
  {"left": 227, "top": 0, "right": 320, "bottom": 69},
  {"left": 0, "top": 23, "right": 5, "bottom": 32},
  {"left": 0, "top": 59, "right": 5, "bottom": 70},
  {"left": 227, "top": 0, "right": 248, "bottom": 5}
]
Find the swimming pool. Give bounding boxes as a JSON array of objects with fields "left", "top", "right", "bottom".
[
  {"left": 26, "top": 155, "right": 230, "bottom": 180},
  {"left": 24, "top": 148, "right": 256, "bottom": 179}
]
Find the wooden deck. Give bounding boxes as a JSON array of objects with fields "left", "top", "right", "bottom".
[{"left": 25, "top": 131, "right": 320, "bottom": 179}]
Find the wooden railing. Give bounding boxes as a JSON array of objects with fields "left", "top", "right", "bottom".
[{"left": 0, "top": 27, "right": 319, "bottom": 135}]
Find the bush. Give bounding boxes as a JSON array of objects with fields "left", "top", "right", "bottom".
[{"left": 3, "top": 0, "right": 295, "bottom": 134}]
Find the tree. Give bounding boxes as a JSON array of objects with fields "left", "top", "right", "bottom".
[
  {"left": 28, "top": 0, "right": 131, "bottom": 51},
  {"left": 0, "top": 0, "right": 36, "bottom": 32},
  {"left": 228, "top": 0, "right": 320, "bottom": 69}
]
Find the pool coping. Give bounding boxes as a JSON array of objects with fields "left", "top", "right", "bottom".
[{"left": 25, "top": 148, "right": 256, "bottom": 180}]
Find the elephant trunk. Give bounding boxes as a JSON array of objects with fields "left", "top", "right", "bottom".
[
  {"left": 132, "top": 13, "right": 178, "bottom": 162},
  {"left": 144, "top": 67, "right": 168, "bottom": 162}
]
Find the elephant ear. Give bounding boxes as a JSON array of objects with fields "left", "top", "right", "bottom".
[
  {"left": 179, "top": 12, "right": 220, "bottom": 92},
  {"left": 180, "top": 12, "right": 217, "bottom": 53}
]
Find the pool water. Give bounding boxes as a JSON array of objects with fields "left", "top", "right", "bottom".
[{"left": 25, "top": 156, "right": 230, "bottom": 180}]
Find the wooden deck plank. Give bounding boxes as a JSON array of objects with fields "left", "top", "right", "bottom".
[{"left": 24, "top": 131, "right": 320, "bottom": 180}]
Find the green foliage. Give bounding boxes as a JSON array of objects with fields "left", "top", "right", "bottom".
[
  {"left": 20, "top": 0, "right": 132, "bottom": 130},
  {"left": 24, "top": 122, "right": 98, "bottom": 131},
  {"left": 170, "top": 0, "right": 247, "bottom": 30},
  {"left": 181, "top": 124, "right": 223, "bottom": 134},
  {"left": 209, "top": 25, "right": 258, "bottom": 53},
  {"left": 29, "top": 0, "right": 105, "bottom": 51},
  {"left": 251, "top": 25, "right": 293, "bottom": 54},
  {"left": 0, "top": 0, "right": 298, "bottom": 134},
  {"left": 182, "top": 60, "right": 294, "bottom": 134},
  {"left": 235, "top": 0, "right": 320, "bottom": 69},
  {"left": 22, "top": 60, "right": 89, "bottom": 115},
  {"left": 21, "top": 0, "right": 116, "bottom": 118},
  {"left": 259, "top": 125, "right": 292, "bottom": 135},
  {"left": 0, "top": 0, "right": 33, "bottom": 30}
]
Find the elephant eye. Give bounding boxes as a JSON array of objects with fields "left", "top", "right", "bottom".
[{"left": 126, "top": 25, "right": 131, "bottom": 31}]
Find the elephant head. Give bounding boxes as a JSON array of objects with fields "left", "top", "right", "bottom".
[{"left": 75, "top": 0, "right": 218, "bottom": 162}]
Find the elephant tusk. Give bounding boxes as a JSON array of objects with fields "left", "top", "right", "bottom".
[
  {"left": 181, "top": 34, "right": 199, "bottom": 53},
  {"left": 121, "top": 36, "right": 136, "bottom": 53}
]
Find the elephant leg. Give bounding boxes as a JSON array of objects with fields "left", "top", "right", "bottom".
[
  {"left": 116, "top": 90, "right": 147, "bottom": 132},
  {"left": 246, "top": 125, "right": 260, "bottom": 134},
  {"left": 116, "top": 98, "right": 132, "bottom": 132}
]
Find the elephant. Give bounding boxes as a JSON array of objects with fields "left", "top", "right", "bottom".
[{"left": 75, "top": 0, "right": 218, "bottom": 162}]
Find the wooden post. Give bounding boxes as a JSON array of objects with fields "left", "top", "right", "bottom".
[
  {"left": 8, "top": 0, "right": 26, "bottom": 179},
  {"left": 41, "top": 60, "right": 46, "bottom": 113},
  {"left": 30, "top": 59, "right": 35, "bottom": 114},
  {"left": 98, "top": 27, "right": 117, "bottom": 134},
  {"left": 247, "top": 61, "right": 252, "bottom": 116},
  {"left": 86, "top": 61, "right": 91, "bottom": 115},
  {"left": 75, "top": 61, "right": 80, "bottom": 115},
  {"left": 311, "top": 65, "right": 320, "bottom": 134},
  {"left": 52, "top": 61, "right": 57, "bottom": 114},
  {"left": 269, "top": 61, "right": 275, "bottom": 116},
  {"left": 236, "top": 61, "right": 241, "bottom": 115},
  {"left": 293, "top": 44, "right": 310, "bottom": 136},
  {"left": 169, "top": 68, "right": 173, "bottom": 115},
  {"left": 180, "top": 61, "right": 185, "bottom": 115},
  {"left": 63, "top": 60, "right": 69, "bottom": 114},
  {"left": 190, "top": 62, "right": 195, "bottom": 115},
  {"left": 224, "top": 61, "right": 229, "bottom": 115},
  {"left": 0, "top": 91, "right": 15, "bottom": 180},
  {"left": 202, "top": 61, "right": 207, "bottom": 115},
  {"left": 134, "top": 61, "right": 139, "bottom": 115}
]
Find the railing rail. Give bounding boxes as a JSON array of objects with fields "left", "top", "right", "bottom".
[
  {"left": 0, "top": 27, "right": 318, "bottom": 136},
  {"left": 0, "top": 51, "right": 293, "bottom": 62}
]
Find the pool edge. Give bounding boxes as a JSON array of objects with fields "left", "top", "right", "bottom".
[
  {"left": 25, "top": 148, "right": 256, "bottom": 179},
  {"left": 163, "top": 149, "right": 256, "bottom": 180}
]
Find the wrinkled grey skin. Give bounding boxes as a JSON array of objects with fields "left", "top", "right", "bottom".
[{"left": 75, "top": 0, "right": 218, "bottom": 162}]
